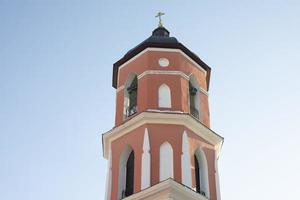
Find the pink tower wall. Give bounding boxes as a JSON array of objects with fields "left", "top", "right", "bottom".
[{"left": 108, "top": 49, "right": 217, "bottom": 200}]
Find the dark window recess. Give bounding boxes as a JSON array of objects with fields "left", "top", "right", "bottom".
[
  {"left": 189, "top": 83, "right": 197, "bottom": 96},
  {"left": 190, "top": 106, "right": 199, "bottom": 119},
  {"left": 189, "top": 82, "right": 199, "bottom": 119},
  {"left": 200, "top": 191, "right": 206, "bottom": 196},
  {"left": 194, "top": 155, "right": 206, "bottom": 197},
  {"left": 127, "top": 77, "right": 138, "bottom": 117},
  {"left": 125, "top": 151, "right": 134, "bottom": 197},
  {"left": 194, "top": 155, "right": 201, "bottom": 193}
]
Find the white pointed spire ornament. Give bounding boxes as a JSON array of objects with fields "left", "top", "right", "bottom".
[{"left": 141, "top": 128, "right": 151, "bottom": 189}]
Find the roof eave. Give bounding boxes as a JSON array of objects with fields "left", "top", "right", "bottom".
[{"left": 112, "top": 43, "right": 211, "bottom": 90}]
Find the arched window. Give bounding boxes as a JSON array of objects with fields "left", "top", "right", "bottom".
[
  {"left": 125, "top": 151, "right": 134, "bottom": 196},
  {"left": 124, "top": 74, "right": 138, "bottom": 118},
  {"left": 118, "top": 146, "right": 135, "bottom": 199},
  {"left": 159, "top": 142, "right": 173, "bottom": 181},
  {"left": 189, "top": 75, "right": 200, "bottom": 119},
  {"left": 194, "top": 148, "right": 209, "bottom": 198},
  {"left": 194, "top": 155, "right": 201, "bottom": 193},
  {"left": 158, "top": 84, "right": 171, "bottom": 108}
]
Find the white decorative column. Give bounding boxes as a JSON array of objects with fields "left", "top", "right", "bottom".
[
  {"left": 181, "top": 130, "right": 192, "bottom": 188},
  {"left": 104, "top": 150, "right": 112, "bottom": 200},
  {"left": 215, "top": 152, "right": 221, "bottom": 200},
  {"left": 141, "top": 128, "right": 151, "bottom": 190}
]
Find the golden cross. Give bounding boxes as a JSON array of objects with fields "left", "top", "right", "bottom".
[{"left": 155, "top": 12, "right": 165, "bottom": 27}]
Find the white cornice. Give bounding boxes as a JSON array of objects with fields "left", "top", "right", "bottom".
[
  {"left": 102, "top": 111, "right": 223, "bottom": 159},
  {"left": 123, "top": 178, "right": 208, "bottom": 200}
]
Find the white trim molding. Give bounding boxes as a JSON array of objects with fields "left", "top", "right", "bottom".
[
  {"left": 102, "top": 111, "right": 223, "bottom": 159},
  {"left": 158, "top": 57, "right": 170, "bottom": 67},
  {"left": 138, "top": 70, "right": 190, "bottom": 80},
  {"left": 116, "top": 85, "right": 124, "bottom": 93},
  {"left": 199, "top": 87, "right": 209, "bottom": 96}
]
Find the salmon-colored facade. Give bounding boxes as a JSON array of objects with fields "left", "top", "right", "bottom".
[
  {"left": 102, "top": 26, "right": 223, "bottom": 200},
  {"left": 115, "top": 50, "right": 210, "bottom": 127}
]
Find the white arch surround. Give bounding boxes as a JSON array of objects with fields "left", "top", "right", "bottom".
[
  {"left": 141, "top": 128, "right": 151, "bottom": 190},
  {"left": 181, "top": 131, "right": 192, "bottom": 188},
  {"left": 118, "top": 145, "right": 134, "bottom": 199},
  {"left": 158, "top": 84, "right": 171, "bottom": 108},
  {"left": 159, "top": 142, "right": 174, "bottom": 181},
  {"left": 194, "top": 147, "right": 210, "bottom": 198}
]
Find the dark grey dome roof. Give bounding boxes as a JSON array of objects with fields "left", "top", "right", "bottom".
[{"left": 125, "top": 27, "right": 178, "bottom": 56}]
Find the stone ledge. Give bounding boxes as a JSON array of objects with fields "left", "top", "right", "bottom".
[{"left": 123, "top": 178, "right": 208, "bottom": 200}]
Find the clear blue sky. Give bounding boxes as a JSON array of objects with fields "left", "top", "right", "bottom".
[{"left": 1, "top": 1, "right": 300, "bottom": 200}]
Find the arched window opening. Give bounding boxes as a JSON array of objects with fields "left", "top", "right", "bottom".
[
  {"left": 159, "top": 142, "right": 174, "bottom": 181},
  {"left": 189, "top": 75, "right": 200, "bottom": 119},
  {"left": 125, "top": 151, "right": 134, "bottom": 197},
  {"left": 118, "top": 146, "right": 135, "bottom": 199},
  {"left": 194, "top": 155, "right": 201, "bottom": 193},
  {"left": 158, "top": 84, "right": 171, "bottom": 108},
  {"left": 194, "top": 148, "right": 209, "bottom": 198},
  {"left": 124, "top": 74, "right": 138, "bottom": 118}
]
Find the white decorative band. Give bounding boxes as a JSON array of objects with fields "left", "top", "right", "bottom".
[
  {"left": 116, "top": 85, "right": 124, "bottom": 93},
  {"left": 199, "top": 87, "right": 209, "bottom": 96},
  {"left": 102, "top": 111, "right": 223, "bottom": 159},
  {"left": 137, "top": 70, "right": 189, "bottom": 80}
]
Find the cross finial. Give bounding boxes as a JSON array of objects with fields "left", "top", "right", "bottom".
[{"left": 155, "top": 12, "right": 165, "bottom": 27}]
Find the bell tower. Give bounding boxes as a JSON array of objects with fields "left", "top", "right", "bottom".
[{"left": 102, "top": 19, "right": 223, "bottom": 200}]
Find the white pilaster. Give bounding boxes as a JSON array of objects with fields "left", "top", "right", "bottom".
[
  {"left": 141, "top": 128, "right": 151, "bottom": 189},
  {"left": 215, "top": 152, "right": 221, "bottom": 200},
  {"left": 181, "top": 130, "right": 192, "bottom": 188},
  {"left": 104, "top": 150, "right": 112, "bottom": 200}
]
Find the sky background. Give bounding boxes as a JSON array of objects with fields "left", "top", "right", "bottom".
[{"left": 1, "top": 0, "right": 300, "bottom": 200}]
